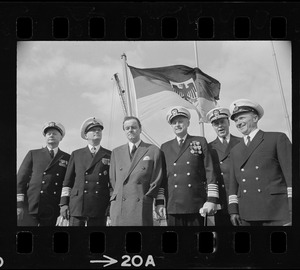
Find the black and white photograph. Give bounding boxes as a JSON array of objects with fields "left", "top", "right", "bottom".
[{"left": 17, "top": 41, "right": 292, "bottom": 227}]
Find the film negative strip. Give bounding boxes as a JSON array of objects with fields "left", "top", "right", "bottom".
[{"left": 1, "top": 1, "right": 299, "bottom": 269}]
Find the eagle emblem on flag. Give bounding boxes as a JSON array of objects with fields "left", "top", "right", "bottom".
[{"left": 169, "top": 78, "right": 198, "bottom": 105}]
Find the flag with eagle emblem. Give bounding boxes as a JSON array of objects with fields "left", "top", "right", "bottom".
[{"left": 128, "top": 65, "right": 220, "bottom": 122}]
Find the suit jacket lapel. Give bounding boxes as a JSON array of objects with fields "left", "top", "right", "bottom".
[
  {"left": 212, "top": 138, "right": 227, "bottom": 157},
  {"left": 239, "top": 130, "right": 264, "bottom": 168},
  {"left": 174, "top": 135, "right": 191, "bottom": 163},
  {"left": 171, "top": 138, "right": 180, "bottom": 154},
  {"left": 124, "top": 141, "right": 149, "bottom": 181},
  {"left": 88, "top": 147, "right": 106, "bottom": 170},
  {"left": 223, "top": 135, "right": 239, "bottom": 159},
  {"left": 43, "top": 148, "right": 52, "bottom": 170},
  {"left": 45, "top": 148, "right": 65, "bottom": 170}
]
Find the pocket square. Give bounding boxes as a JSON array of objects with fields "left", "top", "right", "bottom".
[{"left": 143, "top": 156, "right": 151, "bottom": 161}]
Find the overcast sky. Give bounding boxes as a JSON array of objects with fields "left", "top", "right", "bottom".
[{"left": 17, "top": 41, "right": 292, "bottom": 170}]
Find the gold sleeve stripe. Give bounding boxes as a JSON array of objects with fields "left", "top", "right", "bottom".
[
  {"left": 229, "top": 195, "right": 238, "bottom": 204},
  {"left": 207, "top": 183, "right": 219, "bottom": 198},
  {"left": 17, "top": 194, "right": 25, "bottom": 202},
  {"left": 61, "top": 187, "right": 71, "bottom": 197},
  {"left": 156, "top": 188, "right": 165, "bottom": 200}
]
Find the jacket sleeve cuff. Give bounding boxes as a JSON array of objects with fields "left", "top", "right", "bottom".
[
  {"left": 17, "top": 194, "right": 25, "bottom": 208},
  {"left": 206, "top": 197, "right": 219, "bottom": 204},
  {"left": 59, "top": 196, "right": 70, "bottom": 206},
  {"left": 228, "top": 195, "right": 239, "bottom": 214},
  {"left": 207, "top": 183, "right": 219, "bottom": 204},
  {"left": 155, "top": 188, "right": 165, "bottom": 206}
]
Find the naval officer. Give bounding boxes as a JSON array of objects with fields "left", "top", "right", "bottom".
[
  {"left": 60, "top": 117, "right": 111, "bottom": 226},
  {"left": 228, "top": 99, "right": 292, "bottom": 226},
  {"left": 17, "top": 122, "right": 70, "bottom": 226},
  {"left": 206, "top": 107, "right": 242, "bottom": 226},
  {"left": 160, "top": 106, "right": 219, "bottom": 226}
]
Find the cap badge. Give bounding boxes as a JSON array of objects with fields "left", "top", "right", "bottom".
[
  {"left": 233, "top": 104, "right": 239, "bottom": 113},
  {"left": 213, "top": 109, "right": 220, "bottom": 117},
  {"left": 49, "top": 122, "right": 55, "bottom": 127},
  {"left": 171, "top": 109, "right": 178, "bottom": 117}
]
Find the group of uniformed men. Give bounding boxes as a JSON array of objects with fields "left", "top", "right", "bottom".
[{"left": 17, "top": 98, "right": 292, "bottom": 226}]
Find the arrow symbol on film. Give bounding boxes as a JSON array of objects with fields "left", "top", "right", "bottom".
[{"left": 90, "top": 255, "right": 118, "bottom": 267}]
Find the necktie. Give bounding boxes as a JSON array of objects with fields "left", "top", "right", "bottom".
[
  {"left": 130, "top": 144, "right": 137, "bottom": 160},
  {"left": 246, "top": 136, "right": 251, "bottom": 146},
  {"left": 91, "top": 147, "right": 96, "bottom": 157},
  {"left": 179, "top": 139, "right": 184, "bottom": 147},
  {"left": 222, "top": 137, "right": 228, "bottom": 147},
  {"left": 49, "top": 149, "right": 54, "bottom": 159}
]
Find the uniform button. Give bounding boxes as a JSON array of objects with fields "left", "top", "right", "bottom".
[
  {"left": 40, "top": 190, "right": 44, "bottom": 194},
  {"left": 174, "top": 174, "right": 177, "bottom": 177},
  {"left": 243, "top": 190, "right": 247, "bottom": 193},
  {"left": 95, "top": 191, "right": 98, "bottom": 194},
  {"left": 84, "top": 190, "right": 87, "bottom": 193},
  {"left": 188, "top": 184, "right": 191, "bottom": 187},
  {"left": 174, "top": 163, "right": 176, "bottom": 166},
  {"left": 241, "top": 168, "right": 245, "bottom": 172},
  {"left": 258, "top": 189, "right": 261, "bottom": 193},
  {"left": 53, "top": 191, "right": 56, "bottom": 195},
  {"left": 187, "top": 172, "right": 190, "bottom": 176},
  {"left": 220, "top": 161, "right": 223, "bottom": 164},
  {"left": 174, "top": 185, "right": 178, "bottom": 188},
  {"left": 242, "top": 179, "right": 246, "bottom": 182},
  {"left": 255, "top": 166, "right": 259, "bottom": 169},
  {"left": 122, "top": 197, "right": 126, "bottom": 201},
  {"left": 43, "top": 172, "right": 46, "bottom": 175},
  {"left": 222, "top": 184, "right": 225, "bottom": 188},
  {"left": 99, "top": 173, "right": 102, "bottom": 176},
  {"left": 85, "top": 181, "right": 88, "bottom": 184},
  {"left": 96, "top": 182, "right": 99, "bottom": 184},
  {"left": 85, "top": 172, "right": 88, "bottom": 175},
  {"left": 55, "top": 182, "right": 58, "bottom": 185},
  {"left": 42, "top": 181, "right": 45, "bottom": 184},
  {"left": 120, "top": 168, "right": 123, "bottom": 171},
  {"left": 221, "top": 172, "right": 224, "bottom": 176},
  {"left": 256, "top": 177, "right": 259, "bottom": 180},
  {"left": 56, "top": 173, "right": 59, "bottom": 176},
  {"left": 187, "top": 161, "right": 190, "bottom": 164}
]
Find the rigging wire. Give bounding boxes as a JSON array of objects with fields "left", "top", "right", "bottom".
[
  {"left": 108, "top": 78, "right": 117, "bottom": 149},
  {"left": 271, "top": 41, "right": 292, "bottom": 141}
]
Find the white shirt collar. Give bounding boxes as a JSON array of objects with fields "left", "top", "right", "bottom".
[
  {"left": 218, "top": 134, "right": 230, "bottom": 144},
  {"left": 244, "top": 128, "right": 260, "bottom": 144},
  {"left": 176, "top": 134, "right": 188, "bottom": 144},
  {"left": 129, "top": 140, "right": 141, "bottom": 151},
  {"left": 46, "top": 146, "right": 58, "bottom": 156},
  {"left": 88, "top": 144, "right": 101, "bottom": 153}
]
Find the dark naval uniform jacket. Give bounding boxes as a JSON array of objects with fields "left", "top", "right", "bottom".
[
  {"left": 60, "top": 146, "right": 111, "bottom": 219},
  {"left": 228, "top": 130, "right": 292, "bottom": 221},
  {"left": 109, "top": 141, "right": 163, "bottom": 226},
  {"left": 209, "top": 135, "right": 242, "bottom": 214},
  {"left": 17, "top": 148, "right": 70, "bottom": 223},
  {"left": 161, "top": 134, "right": 218, "bottom": 215}
]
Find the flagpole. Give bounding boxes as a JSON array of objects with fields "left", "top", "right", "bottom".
[
  {"left": 121, "top": 53, "right": 133, "bottom": 116},
  {"left": 271, "top": 42, "right": 292, "bottom": 140},
  {"left": 120, "top": 54, "right": 159, "bottom": 146},
  {"left": 194, "top": 41, "right": 205, "bottom": 137},
  {"left": 113, "top": 73, "right": 128, "bottom": 116}
]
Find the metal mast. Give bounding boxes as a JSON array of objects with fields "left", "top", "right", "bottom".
[{"left": 113, "top": 73, "right": 128, "bottom": 116}]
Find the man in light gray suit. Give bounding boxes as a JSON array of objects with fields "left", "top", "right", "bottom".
[{"left": 109, "top": 116, "right": 164, "bottom": 226}]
